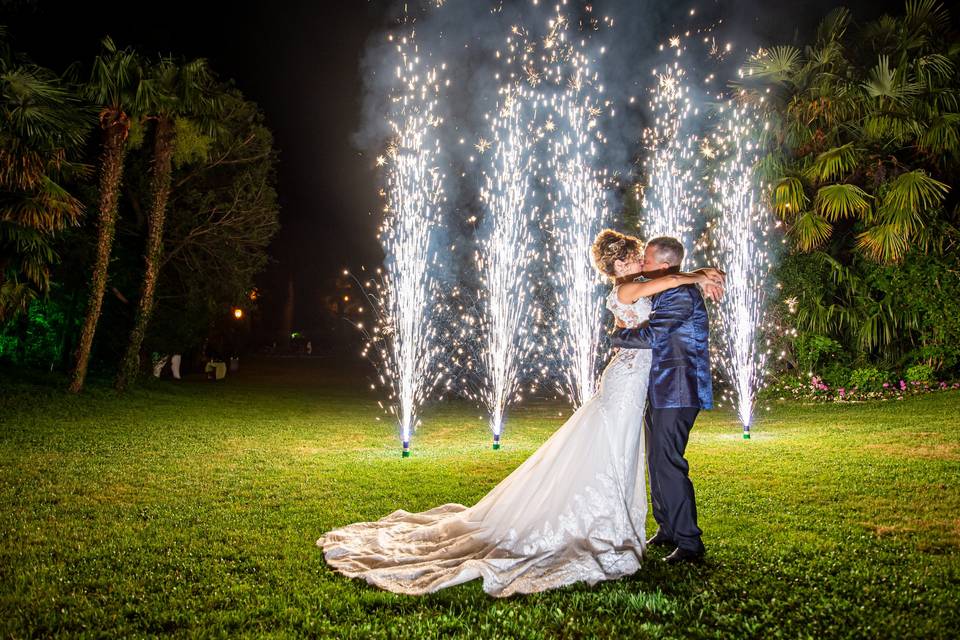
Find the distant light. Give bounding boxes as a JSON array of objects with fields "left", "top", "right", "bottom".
[{"left": 233, "top": 308, "right": 243, "bottom": 320}]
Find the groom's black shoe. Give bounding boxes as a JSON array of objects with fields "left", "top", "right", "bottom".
[
  {"left": 664, "top": 547, "right": 705, "bottom": 564},
  {"left": 646, "top": 531, "right": 675, "bottom": 547}
]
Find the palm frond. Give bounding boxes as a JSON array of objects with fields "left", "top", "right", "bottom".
[
  {"left": 816, "top": 7, "right": 852, "bottom": 46},
  {"left": 855, "top": 307, "right": 896, "bottom": 352},
  {"left": 929, "top": 88, "right": 960, "bottom": 114},
  {"left": 814, "top": 184, "right": 871, "bottom": 220},
  {"left": 1, "top": 66, "right": 89, "bottom": 147},
  {"left": 803, "top": 143, "right": 859, "bottom": 182},
  {"left": 793, "top": 294, "right": 842, "bottom": 337},
  {"left": 904, "top": 0, "right": 951, "bottom": 34},
  {"left": 911, "top": 218, "right": 958, "bottom": 255},
  {"left": 0, "top": 221, "right": 56, "bottom": 288},
  {"left": 755, "top": 150, "right": 787, "bottom": 181},
  {"left": 772, "top": 176, "right": 809, "bottom": 216},
  {"left": 855, "top": 223, "right": 910, "bottom": 262},
  {"left": 862, "top": 55, "right": 922, "bottom": 105},
  {"left": 745, "top": 46, "right": 802, "bottom": 82},
  {"left": 882, "top": 169, "right": 950, "bottom": 216},
  {"left": 790, "top": 211, "right": 833, "bottom": 250},
  {"left": 87, "top": 37, "right": 149, "bottom": 116},
  {"left": 914, "top": 53, "right": 954, "bottom": 86},
  {"left": 145, "top": 56, "right": 223, "bottom": 126},
  {"left": 860, "top": 113, "right": 923, "bottom": 146},
  {"left": 0, "top": 280, "right": 37, "bottom": 323},
  {"left": 0, "top": 176, "right": 84, "bottom": 233},
  {"left": 918, "top": 112, "right": 960, "bottom": 154},
  {"left": 808, "top": 40, "right": 844, "bottom": 69},
  {"left": 0, "top": 141, "right": 47, "bottom": 190},
  {"left": 860, "top": 15, "right": 899, "bottom": 51}
]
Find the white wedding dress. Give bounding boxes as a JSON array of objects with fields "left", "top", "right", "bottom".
[{"left": 318, "top": 288, "right": 653, "bottom": 597}]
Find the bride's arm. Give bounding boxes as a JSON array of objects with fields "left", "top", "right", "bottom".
[
  {"left": 614, "top": 266, "right": 724, "bottom": 286},
  {"left": 617, "top": 271, "right": 717, "bottom": 304},
  {"left": 691, "top": 266, "right": 725, "bottom": 283}
]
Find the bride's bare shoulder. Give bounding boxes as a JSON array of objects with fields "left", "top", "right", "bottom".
[{"left": 616, "top": 279, "right": 645, "bottom": 304}]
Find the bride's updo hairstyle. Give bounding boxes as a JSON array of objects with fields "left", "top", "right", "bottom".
[{"left": 592, "top": 229, "right": 641, "bottom": 277}]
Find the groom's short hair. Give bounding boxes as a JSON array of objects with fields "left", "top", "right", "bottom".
[{"left": 647, "top": 236, "right": 684, "bottom": 267}]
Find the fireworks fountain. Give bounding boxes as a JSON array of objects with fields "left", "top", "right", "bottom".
[
  {"left": 640, "top": 60, "right": 702, "bottom": 256},
  {"left": 360, "top": 32, "right": 448, "bottom": 457},
  {"left": 710, "top": 99, "right": 775, "bottom": 439},
  {"left": 350, "top": 3, "right": 780, "bottom": 445},
  {"left": 549, "top": 97, "right": 610, "bottom": 407},
  {"left": 469, "top": 85, "right": 541, "bottom": 450},
  {"left": 542, "top": 14, "right": 613, "bottom": 409}
]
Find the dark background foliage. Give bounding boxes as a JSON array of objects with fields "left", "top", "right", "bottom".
[{"left": 1, "top": 0, "right": 958, "bottom": 393}]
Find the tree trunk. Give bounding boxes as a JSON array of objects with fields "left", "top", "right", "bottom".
[
  {"left": 67, "top": 110, "right": 129, "bottom": 394},
  {"left": 116, "top": 115, "right": 176, "bottom": 391}
]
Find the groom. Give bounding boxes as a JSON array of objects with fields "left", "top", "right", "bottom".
[{"left": 612, "top": 236, "right": 715, "bottom": 564}]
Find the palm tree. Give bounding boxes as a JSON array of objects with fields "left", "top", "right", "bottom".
[
  {"left": 0, "top": 27, "right": 89, "bottom": 322},
  {"left": 744, "top": 1, "right": 958, "bottom": 263},
  {"left": 115, "top": 57, "right": 221, "bottom": 390},
  {"left": 68, "top": 37, "right": 150, "bottom": 394},
  {"left": 742, "top": 1, "right": 960, "bottom": 364}
]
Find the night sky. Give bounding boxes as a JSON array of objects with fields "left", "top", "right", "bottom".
[{"left": 2, "top": 0, "right": 912, "bottom": 344}]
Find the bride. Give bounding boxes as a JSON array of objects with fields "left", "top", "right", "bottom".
[{"left": 318, "top": 230, "right": 724, "bottom": 597}]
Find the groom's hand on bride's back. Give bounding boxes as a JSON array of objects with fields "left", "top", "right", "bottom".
[
  {"left": 702, "top": 282, "right": 724, "bottom": 302},
  {"left": 698, "top": 267, "right": 726, "bottom": 286}
]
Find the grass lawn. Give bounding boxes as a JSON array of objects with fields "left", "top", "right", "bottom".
[{"left": 1, "top": 357, "right": 959, "bottom": 638}]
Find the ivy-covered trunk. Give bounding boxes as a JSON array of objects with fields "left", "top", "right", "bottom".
[
  {"left": 68, "top": 110, "right": 129, "bottom": 394},
  {"left": 116, "top": 115, "right": 175, "bottom": 391}
]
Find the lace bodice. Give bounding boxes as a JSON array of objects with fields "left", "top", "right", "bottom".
[{"left": 606, "top": 286, "right": 652, "bottom": 329}]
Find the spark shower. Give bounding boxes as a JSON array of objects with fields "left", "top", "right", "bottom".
[{"left": 357, "top": 2, "right": 777, "bottom": 455}]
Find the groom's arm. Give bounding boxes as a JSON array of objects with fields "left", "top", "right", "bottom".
[{"left": 611, "top": 287, "right": 694, "bottom": 349}]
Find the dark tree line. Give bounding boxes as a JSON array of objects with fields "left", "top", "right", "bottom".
[{"left": 0, "top": 31, "right": 279, "bottom": 390}]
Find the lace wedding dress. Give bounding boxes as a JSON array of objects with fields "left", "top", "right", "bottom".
[{"left": 318, "top": 288, "right": 653, "bottom": 597}]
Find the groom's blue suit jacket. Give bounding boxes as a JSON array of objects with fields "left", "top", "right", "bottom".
[{"left": 611, "top": 283, "right": 713, "bottom": 410}]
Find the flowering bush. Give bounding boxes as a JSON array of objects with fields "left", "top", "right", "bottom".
[{"left": 764, "top": 372, "right": 960, "bottom": 402}]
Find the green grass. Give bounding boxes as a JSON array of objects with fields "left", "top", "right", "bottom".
[{"left": 1, "top": 358, "right": 958, "bottom": 638}]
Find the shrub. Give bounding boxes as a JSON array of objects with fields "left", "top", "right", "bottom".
[
  {"left": 775, "top": 245, "right": 960, "bottom": 380},
  {"left": 819, "top": 363, "right": 851, "bottom": 389},
  {"left": 848, "top": 367, "right": 887, "bottom": 392},
  {"left": 795, "top": 334, "right": 845, "bottom": 373},
  {"left": 905, "top": 364, "right": 934, "bottom": 384}
]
